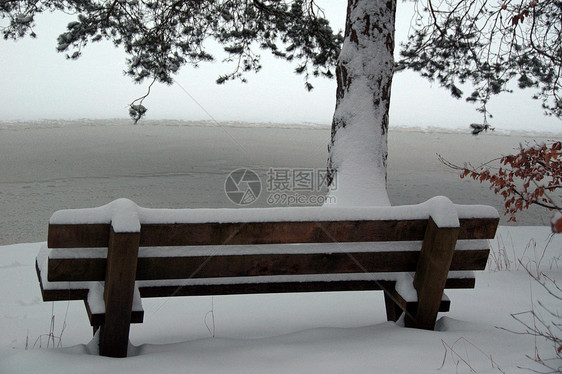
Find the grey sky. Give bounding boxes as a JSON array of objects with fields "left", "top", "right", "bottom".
[{"left": 0, "top": 1, "right": 560, "bottom": 133}]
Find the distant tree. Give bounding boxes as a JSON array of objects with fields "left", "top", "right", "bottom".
[{"left": 2, "top": 0, "right": 560, "bottom": 205}]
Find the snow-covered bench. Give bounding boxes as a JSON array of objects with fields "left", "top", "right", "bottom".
[{"left": 36, "top": 197, "right": 498, "bottom": 357}]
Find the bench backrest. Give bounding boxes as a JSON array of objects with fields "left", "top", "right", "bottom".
[{"left": 45, "top": 197, "right": 498, "bottom": 283}]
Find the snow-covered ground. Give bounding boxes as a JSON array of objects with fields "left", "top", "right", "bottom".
[{"left": 0, "top": 226, "right": 560, "bottom": 373}]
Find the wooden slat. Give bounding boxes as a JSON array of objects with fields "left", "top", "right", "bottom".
[
  {"left": 445, "top": 277, "right": 476, "bottom": 289},
  {"left": 137, "top": 280, "right": 473, "bottom": 299},
  {"left": 39, "top": 284, "right": 88, "bottom": 302},
  {"left": 47, "top": 216, "right": 498, "bottom": 249},
  {"left": 48, "top": 219, "right": 428, "bottom": 248},
  {"left": 458, "top": 217, "right": 499, "bottom": 240},
  {"left": 139, "top": 280, "right": 394, "bottom": 298},
  {"left": 136, "top": 252, "right": 415, "bottom": 280},
  {"left": 47, "top": 248, "right": 489, "bottom": 282},
  {"left": 139, "top": 278, "right": 466, "bottom": 297},
  {"left": 450, "top": 248, "right": 489, "bottom": 271},
  {"left": 86, "top": 303, "right": 144, "bottom": 327},
  {"left": 139, "top": 219, "right": 429, "bottom": 246},
  {"left": 48, "top": 252, "right": 415, "bottom": 281},
  {"left": 48, "top": 258, "right": 106, "bottom": 282},
  {"left": 48, "top": 224, "right": 109, "bottom": 248}
]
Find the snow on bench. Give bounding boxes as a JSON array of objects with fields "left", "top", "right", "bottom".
[{"left": 35, "top": 196, "right": 499, "bottom": 357}]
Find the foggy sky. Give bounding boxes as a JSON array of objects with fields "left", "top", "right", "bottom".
[{"left": 1, "top": 2, "right": 560, "bottom": 133}]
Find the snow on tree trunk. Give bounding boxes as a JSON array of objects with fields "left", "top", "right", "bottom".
[{"left": 327, "top": 0, "right": 397, "bottom": 207}]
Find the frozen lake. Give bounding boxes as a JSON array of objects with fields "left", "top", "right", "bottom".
[{"left": 0, "top": 119, "right": 558, "bottom": 244}]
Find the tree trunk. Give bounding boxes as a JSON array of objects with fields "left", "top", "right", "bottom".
[{"left": 327, "top": 0, "right": 397, "bottom": 207}]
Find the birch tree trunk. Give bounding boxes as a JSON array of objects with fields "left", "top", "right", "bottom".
[{"left": 327, "top": 0, "right": 397, "bottom": 207}]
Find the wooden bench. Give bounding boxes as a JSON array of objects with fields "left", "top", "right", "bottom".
[{"left": 36, "top": 197, "right": 499, "bottom": 357}]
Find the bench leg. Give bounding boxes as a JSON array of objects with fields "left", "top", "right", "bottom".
[
  {"left": 384, "top": 290, "right": 403, "bottom": 322},
  {"left": 99, "top": 226, "right": 140, "bottom": 357},
  {"left": 407, "top": 217, "right": 458, "bottom": 330}
]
